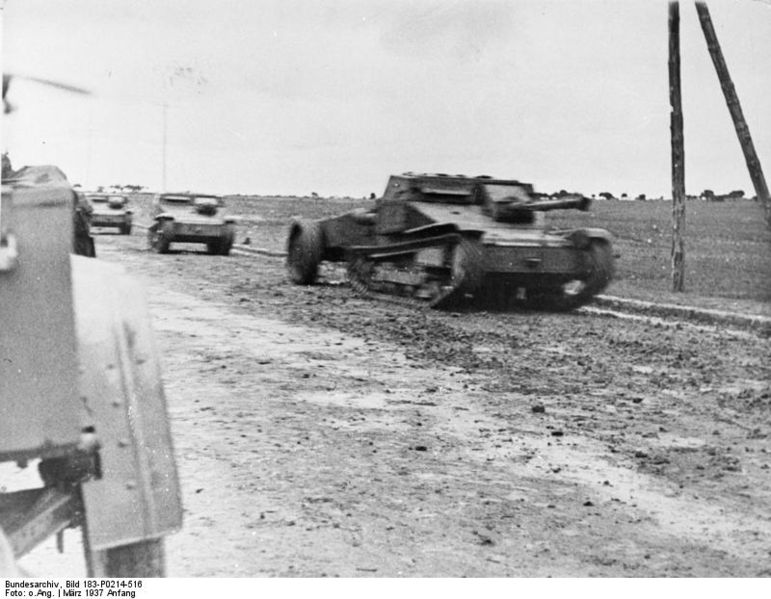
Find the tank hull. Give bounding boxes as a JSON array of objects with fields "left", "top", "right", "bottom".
[{"left": 287, "top": 173, "right": 615, "bottom": 311}]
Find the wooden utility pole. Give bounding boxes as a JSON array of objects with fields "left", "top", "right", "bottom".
[
  {"left": 162, "top": 102, "right": 168, "bottom": 193},
  {"left": 695, "top": 1, "right": 771, "bottom": 228},
  {"left": 669, "top": 1, "right": 686, "bottom": 292}
]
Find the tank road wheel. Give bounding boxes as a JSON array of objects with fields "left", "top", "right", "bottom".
[
  {"left": 149, "top": 223, "right": 172, "bottom": 254},
  {"left": 346, "top": 254, "right": 375, "bottom": 298},
  {"left": 584, "top": 240, "right": 614, "bottom": 293},
  {"left": 286, "top": 221, "right": 324, "bottom": 284},
  {"left": 86, "top": 538, "right": 166, "bottom": 578},
  {"left": 432, "top": 238, "right": 485, "bottom": 309},
  {"left": 450, "top": 238, "right": 485, "bottom": 295},
  {"left": 531, "top": 240, "right": 614, "bottom": 312}
]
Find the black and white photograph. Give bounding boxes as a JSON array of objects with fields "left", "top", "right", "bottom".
[{"left": 1, "top": 0, "right": 770, "bottom": 586}]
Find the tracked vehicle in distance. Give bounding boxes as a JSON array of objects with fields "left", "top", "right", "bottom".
[
  {"left": 148, "top": 193, "right": 235, "bottom": 255},
  {"left": 286, "top": 173, "right": 615, "bottom": 311},
  {"left": 87, "top": 193, "right": 133, "bottom": 235}
]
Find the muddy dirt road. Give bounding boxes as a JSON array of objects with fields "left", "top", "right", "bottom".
[{"left": 20, "top": 232, "right": 771, "bottom": 577}]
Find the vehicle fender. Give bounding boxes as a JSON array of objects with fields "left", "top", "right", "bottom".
[
  {"left": 313, "top": 214, "right": 374, "bottom": 261},
  {"left": 402, "top": 222, "right": 459, "bottom": 238},
  {"left": 568, "top": 228, "right": 613, "bottom": 249},
  {"left": 72, "top": 256, "right": 182, "bottom": 550},
  {"left": 349, "top": 208, "right": 376, "bottom": 226}
]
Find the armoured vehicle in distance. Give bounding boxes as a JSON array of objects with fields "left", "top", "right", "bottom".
[
  {"left": 287, "top": 173, "right": 615, "bottom": 311},
  {"left": 86, "top": 193, "right": 133, "bottom": 234},
  {"left": 148, "top": 192, "right": 235, "bottom": 255},
  {"left": 1, "top": 172, "right": 182, "bottom": 577}
]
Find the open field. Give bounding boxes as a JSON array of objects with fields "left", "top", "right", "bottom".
[{"left": 127, "top": 193, "right": 771, "bottom": 316}]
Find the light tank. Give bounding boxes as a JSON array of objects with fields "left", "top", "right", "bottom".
[
  {"left": 87, "top": 193, "right": 133, "bottom": 235},
  {"left": 148, "top": 192, "right": 235, "bottom": 255},
  {"left": 286, "top": 173, "right": 614, "bottom": 311}
]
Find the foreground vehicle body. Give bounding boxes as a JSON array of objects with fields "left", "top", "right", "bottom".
[
  {"left": 0, "top": 175, "right": 182, "bottom": 577},
  {"left": 148, "top": 193, "right": 235, "bottom": 255},
  {"left": 287, "top": 173, "right": 614, "bottom": 311},
  {"left": 86, "top": 193, "right": 133, "bottom": 234}
]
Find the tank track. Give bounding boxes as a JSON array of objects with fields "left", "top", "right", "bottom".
[{"left": 345, "top": 233, "right": 484, "bottom": 310}]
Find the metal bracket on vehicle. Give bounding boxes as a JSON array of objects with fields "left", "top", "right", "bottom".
[{"left": 0, "top": 487, "right": 79, "bottom": 559}]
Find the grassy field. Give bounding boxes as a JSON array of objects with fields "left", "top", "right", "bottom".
[{"left": 127, "top": 193, "right": 771, "bottom": 316}]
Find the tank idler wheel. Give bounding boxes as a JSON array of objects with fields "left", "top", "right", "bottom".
[
  {"left": 530, "top": 240, "right": 614, "bottom": 312},
  {"left": 286, "top": 221, "right": 324, "bottom": 284},
  {"left": 582, "top": 239, "right": 614, "bottom": 294}
]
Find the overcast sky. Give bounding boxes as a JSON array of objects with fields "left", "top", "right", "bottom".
[{"left": 2, "top": 0, "right": 770, "bottom": 198}]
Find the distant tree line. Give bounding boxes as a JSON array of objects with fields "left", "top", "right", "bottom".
[
  {"left": 79, "top": 184, "right": 147, "bottom": 193},
  {"left": 698, "top": 189, "right": 746, "bottom": 202},
  {"left": 575, "top": 189, "right": 750, "bottom": 202}
]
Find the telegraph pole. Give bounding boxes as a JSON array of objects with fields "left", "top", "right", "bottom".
[
  {"left": 669, "top": 1, "right": 686, "bottom": 292},
  {"left": 161, "top": 102, "right": 168, "bottom": 193},
  {"left": 695, "top": 1, "right": 771, "bottom": 228}
]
